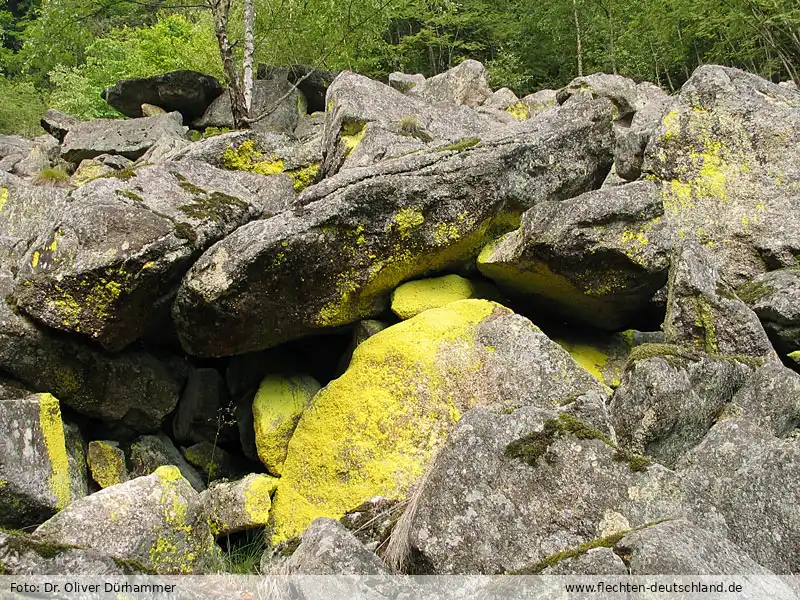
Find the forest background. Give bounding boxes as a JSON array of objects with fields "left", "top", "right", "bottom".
[{"left": 0, "top": 0, "right": 797, "bottom": 135}]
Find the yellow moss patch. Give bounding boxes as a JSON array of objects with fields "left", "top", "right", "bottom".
[
  {"left": 555, "top": 340, "right": 615, "bottom": 390},
  {"left": 71, "top": 162, "right": 108, "bottom": 187},
  {"left": 253, "top": 374, "right": 321, "bottom": 475},
  {"left": 270, "top": 299, "right": 502, "bottom": 543},
  {"left": 788, "top": 351, "right": 800, "bottom": 364},
  {"left": 391, "top": 274, "right": 480, "bottom": 320},
  {"left": 38, "top": 393, "right": 71, "bottom": 511},
  {"left": 505, "top": 102, "right": 530, "bottom": 121},
  {"left": 87, "top": 440, "right": 127, "bottom": 489},
  {"left": 0, "top": 187, "right": 8, "bottom": 212},
  {"left": 286, "top": 163, "right": 321, "bottom": 192},
  {"left": 341, "top": 121, "right": 366, "bottom": 155},
  {"left": 243, "top": 474, "right": 279, "bottom": 523},
  {"left": 221, "top": 140, "right": 285, "bottom": 176},
  {"left": 392, "top": 207, "right": 425, "bottom": 239}
]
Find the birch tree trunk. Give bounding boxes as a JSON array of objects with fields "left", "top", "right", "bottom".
[
  {"left": 572, "top": 0, "right": 584, "bottom": 77},
  {"left": 242, "top": 0, "right": 255, "bottom": 113},
  {"left": 212, "top": 0, "right": 249, "bottom": 128}
]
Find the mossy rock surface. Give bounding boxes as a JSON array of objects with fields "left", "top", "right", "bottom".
[
  {"left": 390, "top": 274, "right": 498, "bottom": 320},
  {"left": 201, "top": 474, "right": 278, "bottom": 536},
  {"left": 87, "top": 440, "right": 128, "bottom": 489}
]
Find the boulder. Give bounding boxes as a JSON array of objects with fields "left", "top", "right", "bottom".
[
  {"left": 182, "top": 442, "right": 248, "bottom": 482},
  {"left": 33, "top": 466, "right": 220, "bottom": 574},
  {"left": 201, "top": 473, "right": 278, "bottom": 536},
  {"left": 677, "top": 419, "right": 800, "bottom": 573},
  {"left": 411, "top": 60, "right": 493, "bottom": 108},
  {"left": 101, "top": 70, "right": 224, "bottom": 121},
  {"left": 172, "top": 368, "right": 233, "bottom": 446},
  {"left": 61, "top": 112, "right": 187, "bottom": 163},
  {"left": 0, "top": 392, "right": 87, "bottom": 528},
  {"left": 253, "top": 374, "right": 320, "bottom": 476},
  {"left": 86, "top": 440, "right": 128, "bottom": 489},
  {"left": 613, "top": 83, "right": 670, "bottom": 180},
  {"left": 13, "top": 160, "right": 294, "bottom": 352},
  {"left": 389, "top": 72, "right": 426, "bottom": 94},
  {"left": 478, "top": 181, "right": 670, "bottom": 330},
  {"left": 0, "top": 530, "right": 148, "bottom": 575},
  {"left": 738, "top": 268, "right": 800, "bottom": 354},
  {"left": 13, "top": 135, "right": 60, "bottom": 179},
  {"left": 539, "top": 547, "right": 628, "bottom": 575},
  {"left": 642, "top": 65, "right": 800, "bottom": 287},
  {"left": 129, "top": 433, "right": 205, "bottom": 492},
  {"left": 267, "top": 301, "right": 610, "bottom": 543},
  {"left": 728, "top": 362, "right": 800, "bottom": 437},
  {"left": 173, "top": 95, "right": 615, "bottom": 356},
  {"left": 664, "top": 242, "right": 777, "bottom": 359},
  {"left": 521, "top": 89, "right": 557, "bottom": 114},
  {"left": 406, "top": 404, "right": 725, "bottom": 574},
  {"left": 390, "top": 274, "right": 499, "bottom": 320},
  {"left": 557, "top": 73, "right": 643, "bottom": 119},
  {"left": 609, "top": 344, "right": 758, "bottom": 467},
  {"left": 40, "top": 109, "right": 80, "bottom": 144},
  {"left": 194, "top": 79, "right": 305, "bottom": 135}
]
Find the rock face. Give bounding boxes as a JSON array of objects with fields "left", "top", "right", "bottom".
[
  {"left": 738, "top": 268, "right": 800, "bottom": 354},
  {"left": 33, "top": 466, "right": 220, "bottom": 574},
  {"left": 390, "top": 274, "right": 498, "bottom": 320},
  {"left": 267, "top": 300, "right": 610, "bottom": 544},
  {"left": 61, "top": 112, "right": 187, "bottom": 163},
  {"left": 87, "top": 440, "right": 128, "bottom": 489},
  {"left": 174, "top": 94, "right": 615, "bottom": 356},
  {"left": 129, "top": 433, "right": 205, "bottom": 492},
  {"left": 0, "top": 391, "right": 87, "bottom": 528},
  {"left": 411, "top": 59, "right": 493, "bottom": 108},
  {"left": 14, "top": 160, "right": 294, "bottom": 352},
  {"left": 172, "top": 368, "right": 232, "bottom": 446},
  {"left": 101, "top": 70, "right": 224, "bottom": 120},
  {"left": 40, "top": 110, "right": 79, "bottom": 144},
  {"left": 201, "top": 474, "right": 278, "bottom": 536},
  {"left": 407, "top": 404, "right": 725, "bottom": 574}
]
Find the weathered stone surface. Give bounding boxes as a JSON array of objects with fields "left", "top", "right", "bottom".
[
  {"left": 678, "top": 419, "right": 800, "bottom": 573},
  {"left": 129, "top": 433, "right": 205, "bottom": 492},
  {"left": 174, "top": 96, "right": 615, "bottom": 356},
  {"left": 195, "top": 79, "right": 305, "bottom": 135},
  {"left": 642, "top": 65, "right": 800, "bottom": 287},
  {"left": 411, "top": 60, "right": 493, "bottom": 108},
  {"left": 664, "top": 242, "right": 777, "bottom": 359},
  {"left": 0, "top": 392, "right": 87, "bottom": 528},
  {"left": 102, "top": 70, "right": 224, "bottom": 121},
  {"left": 557, "top": 73, "right": 642, "bottom": 119},
  {"left": 13, "top": 136, "right": 60, "bottom": 178},
  {"left": 407, "top": 404, "right": 725, "bottom": 574},
  {"left": 483, "top": 88, "right": 520, "bottom": 111},
  {"left": 267, "top": 518, "right": 389, "bottom": 575},
  {"left": 610, "top": 344, "right": 757, "bottom": 468},
  {"left": 41, "top": 109, "right": 80, "bottom": 144},
  {"left": 613, "top": 83, "right": 670, "bottom": 180},
  {"left": 340, "top": 497, "right": 399, "bottom": 553},
  {"left": 618, "top": 519, "right": 771, "bottom": 575},
  {"left": 201, "top": 473, "right": 278, "bottom": 536},
  {"left": 34, "top": 466, "right": 220, "bottom": 574},
  {"left": 253, "top": 374, "right": 320, "bottom": 476},
  {"left": 14, "top": 160, "right": 294, "bottom": 352},
  {"left": 267, "top": 301, "right": 610, "bottom": 544},
  {"left": 738, "top": 268, "right": 800, "bottom": 354},
  {"left": 0, "top": 530, "right": 148, "bottom": 575},
  {"left": 521, "top": 89, "right": 557, "bottom": 114},
  {"left": 388, "top": 72, "right": 426, "bottom": 93},
  {"left": 728, "top": 362, "right": 800, "bottom": 437},
  {"left": 540, "top": 547, "right": 628, "bottom": 575},
  {"left": 173, "top": 368, "right": 233, "bottom": 446},
  {"left": 182, "top": 442, "right": 248, "bottom": 483},
  {"left": 390, "top": 274, "right": 499, "bottom": 320},
  {"left": 478, "top": 181, "right": 670, "bottom": 330},
  {"left": 61, "top": 112, "right": 187, "bottom": 163},
  {"left": 87, "top": 440, "right": 128, "bottom": 489}
]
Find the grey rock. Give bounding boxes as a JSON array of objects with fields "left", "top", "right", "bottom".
[
  {"left": 340, "top": 497, "right": 399, "bottom": 553},
  {"left": 738, "top": 268, "right": 800, "bottom": 354},
  {"left": 182, "top": 441, "right": 248, "bottom": 483},
  {"left": 13, "top": 136, "right": 60, "bottom": 178},
  {"left": 521, "top": 89, "right": 557, "bottom": 114},
  {"left": 610, "top": 344, "right": 757, "bottom": 468},
  {"left": 61, "top": 112, "right": 187, "bottom": 163},
  {"left": 478, "top": 181, "right": 670, "bottom": 330},
  {"left": 614, "top": 83, "right": 670, "bottom": 180},
  {"left": 129, "top": 433, "right": 206, "bottom": 492},
  {"left": 0, "top": 391, "right": 87, "bottom": 528},
  {"left": 408, "top": 404, "right": 726, "bottom": 574},
  {"left": 200, "top": 473, "right": 277, "bottom": 536},
  {"left": 411, "top": 59, "right": 493, "bottom": 108},
  {"left": 174, "top": 95, "right": 615, "bottom": 356},
  {"left": 101, "top": 70, "right": 224, "bottom": 121},
  {"left": 483, "top": 87, "right": 520, "bottom": 111},
  {"left": 14, "top": 160, "right": 294, "bottom": 352},
  {"left": 678, "top": 419, "right": 800, "bottom": 573},
  {"left": 664, "top": 242, "right": 777, "bottom": 359},
  {"left": 540, "top": 547, "right": 628, "bottom": 575},
  {"left": 557, "top": 73, "right": 642, "bottom": 119},
  {"left": 33, "top": 466, "right": 220, "bottom": 574},
  {"left": 0, "top": 134, "right": 35, "bottom": 162},
  {"left": 0, "top": 530, "right": 147, "bottom": 575},
  {"left": 729, "top": 362, "right": 800, "bottom": 437},
  {"left": 173, "top": 368, "right": 233, "bottom": 446},
  {"left": 40, "top": 109, "right": 80, "bottom": 144}
]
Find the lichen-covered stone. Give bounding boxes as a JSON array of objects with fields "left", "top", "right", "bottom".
[
  {"left": 253, "top": 374, "right": 320, "bottom": 476},
  {"left": 407, "top": 404, "right": 726, "bottom": 574},
  {"left": 390, "top": 274, "right": 498, "bottom": 320},
  {"left": 388, "top": 72, "right": 425, "bottom": 93},
  {"left": 738, "top": 267, "right": 800, "bottom": 355},
  {"left": 182, "top": 442, "right": 247, "bottom": 483},
  {"left": 267, "top": 300, "right": 610, "bottom": 544},
  {"left": 87, "top": 440, "right": 128, "bottom": 489},
  {"left": 40, "top": 109, "right": 79, "bottom": 144},
  {"left": 410, "top": 60, "right": 493, "bottom": 108},
  {"left": 129, "top": 433, "right": 205, "bottom": 492},
  {"left": 613, "top": 83, "right": 670, "bottom": 180},
  {"left": 33, "top": 466, "right": 221, "bottom": 574},
  {"left": 728, "top": 362, "right": 800, "bottom": 437},
  {"left": 13, "top": 160, "right": 293, "bottom": 352},
  {"left": 201, "top": 473, "right": 278, "bottom": 536},
  {"left": 0, "top": 392, "right": 87, "bottom": 528},
  {"left": 557, "top": 73, "right": 642, "bottom": 119},
  {"left": 478, "top": 181, "right": 670, "bottom": 330},
  {"left": 664, "top": 242, "right": 777, "bottom": 359},
  {"left": 174, "top": 95, "right": 615, "bottom": 356},
  {"left": 172, "top": 368, "right": 233, "bottom": 446},
  {"left": 677, "top": 419, "right": 800, "bottom": 573}
]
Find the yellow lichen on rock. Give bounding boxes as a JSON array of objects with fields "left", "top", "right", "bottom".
[
  {"left": 269, "top": 299, "right": 503, "bottom": 543},
  {"left": 0, "top": 187, "right": 8, "bottom": 212},
  {"left": 243, "top": 474, "right": 279, "bottom": 523},
  {"left": 391, "top": 274, "right": 488, "bottom": 320},
  {"left": 87, "top": 440, "right": 128, "bottom": 489},
  {"left": 37, "top": 393, "right": 71, "bottom": 511},
  {"left": 554, "top": 340, "right": 616, "bottom": 390},
  {"left": 505, "top": 102, "right": 530, "bottom": 121},
  {"left": 341, "top": 121, "right": 366, "bottom": 155},
  {"left": 253, "top": 374, "right": 321, "bottom": 475}
]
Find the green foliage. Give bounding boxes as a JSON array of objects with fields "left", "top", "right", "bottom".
[
  {"left": 0, "top": 76, "right": 46, "bottom": 136},
  {"left": 36, "top": 167, "right": 69, "bottom": 185},
  {"left": 48, "top": 13, "right": 222, "bottom": 120},
  {"left": 219, "top": 529, "right": 267, "bottom": 574}
]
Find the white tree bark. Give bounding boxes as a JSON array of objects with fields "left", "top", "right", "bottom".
[
  {"left": 572, "top": 0, "right": 584, "bottom": 77},
  {"left": 242, "top": 0, "right": 255, "bottom": 113}
]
